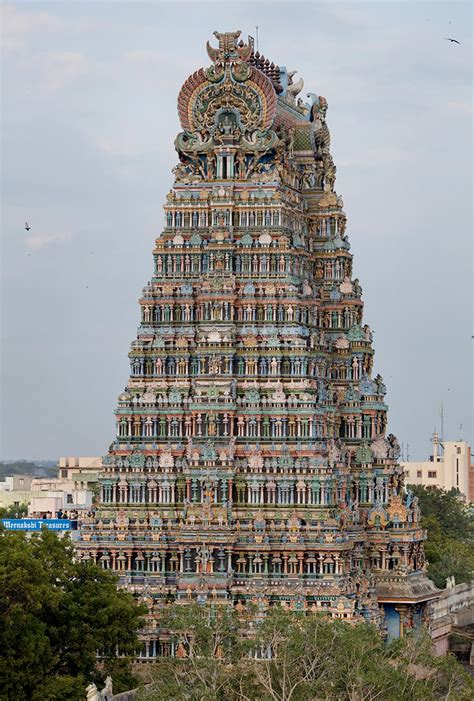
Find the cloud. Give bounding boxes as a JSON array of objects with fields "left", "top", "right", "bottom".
[
  {"left": 124, "top": 49, "right": 167, "bottom": 69},
  {"left": 26, "top": 231, "right": 71, "bottom": 250},
  {"left": 445, "top": 100, "right": 473, "bottom": 117},
  {"left": 11, "top": 50, "right": 89, "bottom": 95},
  {"left": 37, "top": 51, "right": 88, "bottom": 92},
  {"left": 317, "top": 0, "right": 382, "bottom": 31},
  {"left": 123, "top": 48, "right": 196, "bottom": 84},
  {"left": 95, "top": 133, "right": 174, "bottom": 159},
  {"left": 2, "top": 5, "right": 91, "bottom": 96},
  {"left": 1, "top": 3, "right": 63, "bottom": 55},
  {"left": 337, "top": 145, "right": 412, "bottom": 169}
]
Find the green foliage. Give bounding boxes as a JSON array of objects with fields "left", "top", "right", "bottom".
[
  {"left": 141, "top": 603, "right": 252, "bottom": 700},
  {"left": 411, "top": 486, "right": 473, "bottom": 539},
  {"left": 0, "top": 503, "right": 28, "bottom": 518},
  {"left": 0, "top": 529, "right": 146, "bottom": 701},
  {"left": 137, "top": 603, "right": 474, "bottom": 701},
  {"left": 409, "top": 486, "right": 474, "bottom": 587}
]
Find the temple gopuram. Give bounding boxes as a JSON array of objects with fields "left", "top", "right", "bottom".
[{"left": 78, "top": 30, "right": 439, "bottom": 652}]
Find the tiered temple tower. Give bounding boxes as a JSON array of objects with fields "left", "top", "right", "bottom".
[{"left": 79, "top": 31, "right": 438, "bottom": 652}]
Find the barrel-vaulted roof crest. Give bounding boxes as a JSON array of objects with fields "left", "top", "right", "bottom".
[{"left": 177, "top": 30, "right": 276, "bottom": 134}]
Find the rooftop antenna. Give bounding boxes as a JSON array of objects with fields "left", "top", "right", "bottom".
[
  {"left": 256, "top": 25, "right": 259, "bottom": 52},
  {"left": 407, "top": 443, "right": 410, "bottom": 462},
  {"left": 440, "top": 402, "right": 444, "bottom": 443},
  {"left": 459, "top": 423, "right": 463, "bottom": 440}
]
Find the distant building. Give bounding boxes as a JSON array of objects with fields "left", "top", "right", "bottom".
[
  {"left": 0, "top": 474, "right": 35, "bottom": 510},
  {"left": 58, "top": 456, "right": 103, "bottom": 485},
  {"left": 0, "top": 458, "right": 103, "bottom": 517},
  {"left": 27, "top": 457, "right": 102, "bottom": 516},
  {"left": 402, "top": 433, "right": 474, "bottom": 502},
  {"left": 29, "top": 478, "right": 90, "bottom": 515},
  {"left": 0, "top": 474, "right": 34, "bottom": 492},
  {"left": 469, "top": 456, "right": 474, "bottom": 505}
]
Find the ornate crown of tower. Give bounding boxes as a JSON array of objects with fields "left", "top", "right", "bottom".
[{"left": 79, "top": 31, "right": 438, "bottom": 650}]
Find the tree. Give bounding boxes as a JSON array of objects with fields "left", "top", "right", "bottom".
[
  {"left": 137, "top": 603, "right": 474, "bottom": 701},
  {"left": 411, "top": 486, "right": 473, "bottom": 539},
  {"left": 0, "top": 503, "right": 28, "bottom": 519},
  {"left": 409, "top": 486, "right": 474, "bottom": 587},
  {"left": 0, "top": 529, "right": 146, "bottom": 701},
  {"left": 138, "top": 602, "right": 251, "bottom": 701}
]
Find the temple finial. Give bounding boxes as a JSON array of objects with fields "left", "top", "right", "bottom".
[{"left": 206, "top": 30, "right": 252, "bottom": 64}]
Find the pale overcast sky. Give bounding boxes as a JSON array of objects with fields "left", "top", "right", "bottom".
[{"left": 1, "top": 1, "right": 472, "bottom": 461}]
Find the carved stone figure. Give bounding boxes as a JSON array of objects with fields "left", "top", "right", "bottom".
[
  {"left": 86, "top": 684, "right": 99, "bottom": 701},
  {"left": 387, "top": 433, "right": 401, "bottom": 460},
  {"left": 286, "top": 71, "right": 304, "bottom": 104}
]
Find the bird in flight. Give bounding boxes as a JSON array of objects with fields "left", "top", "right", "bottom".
[
  {"left": 25, "top": 221, "right": 31, "bottom": 231},
  {"left": 444, "top": 37, "right": 461, "bottom": 44}
]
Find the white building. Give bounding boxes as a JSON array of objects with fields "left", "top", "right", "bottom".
[
  {"left": 0, "top": 474, "right": 35, "bottom": 510},
  {"left": 402, "top": 434, "right": 474, "bottom": 502},
  {"left": 0, "top": 474, "right": 34, "bottom": 492},
  {"left": 58, "top": 456, "right": 103, "bottom": 483},
  {"left": 28, "top": 477, "right": 93, "bottom": 515},
  {"left": 0, "top": 459, "right": 103, "bottom": 517},
  {"left": 28, "top": 457, "right": 102, "bottom": 516}
]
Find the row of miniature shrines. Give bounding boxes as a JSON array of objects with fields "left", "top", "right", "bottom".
[
  {"left": 128, "top": 353, "right": 366, "bottom": 377},
  {"left": 140, "top": 302, "right": 360, "bottom": 325},
  {"left": 115, "top": 411, "right": 385, "bottom": 440},
  {"left": 153, "top": 251, "right": 350, "bottom": 278},
  {"left": 110, "top": 454, "right": 350, "bottom": 471},
  {"left": 162, "top": 206, "right": 340, "bottom": 236},
  {"left": 165, "top": 208, "right": 282, "bottom": 228},
  {"left": 83, "top": 541, "right": 422, "bottom": 577},
  {"left": 164, "top": 207, "right": 309, "bottom": 233},
  {"left": 100, "top": 473, "right": 392, "bottom": 506},
  {"left": 119, "top": 385, "right": 373, "bottom": 408},
  {"left": 88, "top": 549, "right": 352, "bottom": 577}
]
